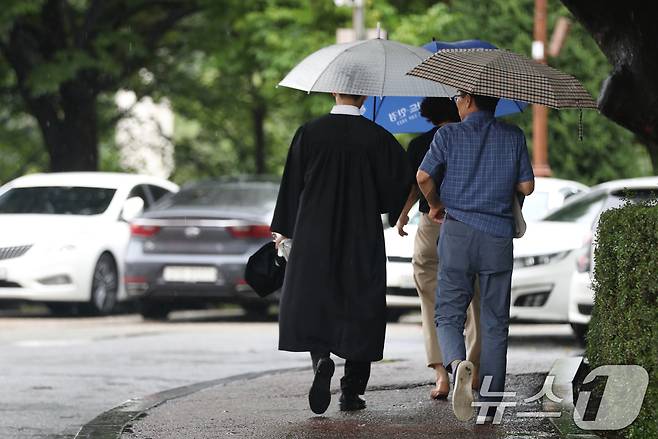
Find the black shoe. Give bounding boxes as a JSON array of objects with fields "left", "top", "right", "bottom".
[
  {"left": 309, "top": 357, "right": 335, "bottom": 414},
  {"left": 339, "top": 394, "right": 366, "bottom": 411}
]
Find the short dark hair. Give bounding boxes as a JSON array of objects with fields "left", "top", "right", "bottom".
[
  {"left": 471, "top": 94, "right": 500, "bottom": 113},
  {"left": 420, "top": 97, "right": 460, "bottom": 125},
  {"left": 337, "top": 93, "right": 364, "bottom": 100}
]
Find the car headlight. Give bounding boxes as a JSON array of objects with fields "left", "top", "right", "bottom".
[
  {"left": 513, "top": 251, "right": 570, "bottom": 269},
  {"left": 576, "top": 234, "right": 593, "bottom": 273}
]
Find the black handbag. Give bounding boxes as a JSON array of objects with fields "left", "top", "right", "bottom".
[{"left": 244, "top": 241, "right": 286, "bottom": 298}]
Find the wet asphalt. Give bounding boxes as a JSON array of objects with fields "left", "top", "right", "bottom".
[{"left": 0, "top": 308, "right": 583, "bottom": 438}]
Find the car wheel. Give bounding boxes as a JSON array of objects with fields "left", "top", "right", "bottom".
[
  {"left": 570, "top": 323, "right": 588, "bottom": 347},
  {"left": 86, "top": 253, "right": 119, "bottom": 315},
  {"left": 140, "top": 301, "right": 171, "bottom": 321}
]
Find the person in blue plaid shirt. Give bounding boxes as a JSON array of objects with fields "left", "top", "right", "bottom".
[{"left": 416, "top": 91, "right": 534, "bottom": 422}]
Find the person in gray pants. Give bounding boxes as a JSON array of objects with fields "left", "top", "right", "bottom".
[{"left": 416, "top": 90, "right": 535, "bottom": 422}]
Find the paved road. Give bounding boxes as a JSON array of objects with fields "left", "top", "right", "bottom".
[{"left": 0, "top": 309, "right": 583, "bottom": 439}]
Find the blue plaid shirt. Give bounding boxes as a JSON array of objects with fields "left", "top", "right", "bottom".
[{"left": 419, "top": 111, "right": 534, "bottom": 238}]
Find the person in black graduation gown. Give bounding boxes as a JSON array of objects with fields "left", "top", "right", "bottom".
[{"left": 271, "top": 92, "right": 412, "bottom": 414}]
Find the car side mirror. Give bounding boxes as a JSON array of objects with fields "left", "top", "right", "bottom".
[{"left": 121, "top": 197, "right": 145, "bottom": 222}]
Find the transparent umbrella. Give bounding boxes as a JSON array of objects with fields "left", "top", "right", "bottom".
[{"left": 278, "top": 38, "right": 455, "bottom": 99}]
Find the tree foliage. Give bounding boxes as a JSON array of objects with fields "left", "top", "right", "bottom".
[
  {"left": 387, "top": 0, "right": 652, "bottom": 185},
  {"left": 0, "top": 0, "right": 653, "bottom": 186},
  {"left": 0, "top": 0, "right": 201, "bottom": 176}
]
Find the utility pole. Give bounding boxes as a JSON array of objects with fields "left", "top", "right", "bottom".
[
  {"left": 353, "top": 0, "right": 365, "bottom": 40},
  {"left": 532, "top": 0, "right": 552, "bottom": 176},
  {"left": 336, "top": 1, "right": 385, "bottom": 43}
]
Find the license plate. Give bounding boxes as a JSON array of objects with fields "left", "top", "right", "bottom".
[
  {"left": 163, "top": 266, "right": 218, "bottom": 283},
  {"left": 0, "top": 267, "right": 6, "bottom": 281}
]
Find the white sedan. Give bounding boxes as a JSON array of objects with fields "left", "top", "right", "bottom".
[
  {"left": 0, "top": 172, "right": 178, "bottom": 315},
  {"left": 384, "top": 177, "right": 589, "bottom": 317},
  {"left": 510, "top": 177, "right": 657, "bottom": 342}
]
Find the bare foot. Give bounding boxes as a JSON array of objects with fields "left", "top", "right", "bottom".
[
  {"left": 430, "top": 363, "right": 450, "bottom": 400},
  {"left": 430, "top": 378, "right": 450, "bottom": 399}
]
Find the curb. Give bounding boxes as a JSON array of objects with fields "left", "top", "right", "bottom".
[
  {"left": 72, "top": 358, "right": 582, "bottom": 439},
  {"left": 71, "top": 358, "right": 409, "bottom": 439},
  {"left": 73, "top": 366, "right": 309, "bottom": 439},
  {"left": 545, "top": 357, "right": 602, "bottom": 439}
]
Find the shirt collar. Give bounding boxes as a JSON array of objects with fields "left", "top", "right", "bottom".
[
  {"left": 463, "top": 110, "right": 494, "bottom": 122},
  {"left": 330, "top": 104, "right": 362, "bottom": 116}
]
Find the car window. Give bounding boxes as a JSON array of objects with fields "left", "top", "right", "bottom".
[
  {"left": 522, "top": 191, "right": 550, "bottom": 221},
  {"left": 0, "top": 186, "right": 116, "bottom": 215},
  {"left": 128, "top": 185, "right": 151, "bottom": 209},
  {"left": 146, "top": 185, "right": 172, "bottom": 203},
  {"left": 560, "top": 187, "right": 584, "bottom": 200},
  {"left": 155, "top": 182, "right": 279, "bottom": 210},
  {"left": 543, "top": 192, "right": 607, "bottom": 226}
]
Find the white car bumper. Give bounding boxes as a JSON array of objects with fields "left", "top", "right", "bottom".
[
  {"left": 510, "top": 253, "right": 577, "bottom": 322},
  {"left": 568, "top": 271, "right": 594, "bottom": 324},
  {"left": 0, "top": 250, "right": 89, "bottom": 302},
  {"left": 386, "top": 259, "right": 416, "bottom": 290},
  {"left": 386, "top": 260, "right": 420, "bottom": 308}
]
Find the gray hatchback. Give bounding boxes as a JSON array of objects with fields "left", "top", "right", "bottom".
[{"left": 124, "top": 178, "right": 279, "bottom": 320}]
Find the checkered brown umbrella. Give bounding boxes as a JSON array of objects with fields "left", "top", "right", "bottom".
[{"left": 407, "top": 48, "right": 598, "bottom": 110}]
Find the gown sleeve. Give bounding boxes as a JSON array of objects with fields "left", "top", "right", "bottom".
[
  {"left": 373, "top": 131, "right": 413, "bottom": 227},
  {"left": 271, "top": 125, "right": 306, "bottom": 238}
]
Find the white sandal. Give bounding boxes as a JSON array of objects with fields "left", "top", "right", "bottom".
[{"left": 452, "top": 360, "right": 475, "bottom": 421}]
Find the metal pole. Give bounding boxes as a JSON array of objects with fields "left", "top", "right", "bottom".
[
  {"left": 353, "top": 0, "right": 365, "bottom": 40},
  {"left": 532, "top": 0, "right": 552, "bottom": 176}
]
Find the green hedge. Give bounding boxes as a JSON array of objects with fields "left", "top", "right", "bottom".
[{"left": 587, "top": 201, "right": 658, "bottom": 439}]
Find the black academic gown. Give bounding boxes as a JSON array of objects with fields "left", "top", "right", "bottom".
[{"left": 271, "top": 113, "right": 412, "bottom": 362}]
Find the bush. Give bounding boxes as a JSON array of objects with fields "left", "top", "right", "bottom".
[{"left": 587, "top": 200, "right": 658, "bottom": 439}]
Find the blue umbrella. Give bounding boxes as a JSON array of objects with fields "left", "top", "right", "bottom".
[{"left": 361, "top": 39, "right": 528, "bottom": 133}]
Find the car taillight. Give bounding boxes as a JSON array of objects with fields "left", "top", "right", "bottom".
[
  {"left": 130, "top": 224, "right": 161, "bottom": 237},
  {"left": 226, "top": 225, "right": 271, "bottom": 239}
]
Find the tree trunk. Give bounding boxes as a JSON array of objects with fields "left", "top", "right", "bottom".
[
  {"left": 252, "top": 102, "right": 267, "bottom": 175},
  {"left": 4, "top": 23, "right": 100, "bottom": 172},
  {"left": 39, "top": 91, "right": 99, "bottom": 172},
  {"left": 560, "top": 0, "right": 658, "bottom": 173},
  {"left": 2, "top": 1, "right": 199, "bottom": 175}
]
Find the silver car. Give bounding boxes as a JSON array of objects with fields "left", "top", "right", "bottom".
[{"left": 124, "top": 178, "right": 279, "bottom": 320}]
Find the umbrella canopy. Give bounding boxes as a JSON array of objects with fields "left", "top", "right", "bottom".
[
  {"left": 407, "top": 48, "right": 598, "bottom": 109},
  {"left": 278, "top": 39, "right": 455, "bottom": 97},
  {"left": 362, "top": 40, "right": 528, "bottom": 133}
]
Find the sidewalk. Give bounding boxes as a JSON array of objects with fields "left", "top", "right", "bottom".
[{"left": 113, "top": 359, "right": 563, "bottom": 439}]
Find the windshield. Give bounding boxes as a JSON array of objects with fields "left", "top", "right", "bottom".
[
  {"left": 155, "top": 182, "right": 279, "bottom": 210},
  {"left": 544, "top": 188, "right": 657, "bottom": 226},
  {"left": 0, "top": 186, "right": 116, "bottom": 215},
  {"left": 543, "top": 192, "right": 607, "bottom": 226}
]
